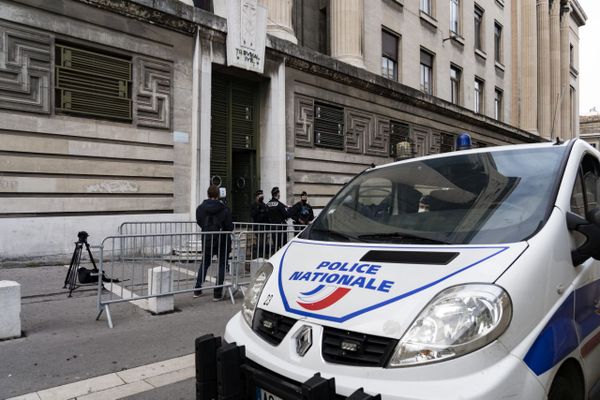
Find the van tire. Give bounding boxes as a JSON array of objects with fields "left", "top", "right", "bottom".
[{"left": 548, "top": 361, "right": 584, "bottom": 400}]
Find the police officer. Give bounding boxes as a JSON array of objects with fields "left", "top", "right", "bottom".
[
  {"left": 250, "top": 189, "right": 269, "bottom": 258},
  {"left": 266, "top": 186, "right": 289, "bottom": 253},
  {"left": 290, "top": 191, "right": 314, "bottom": 226}
]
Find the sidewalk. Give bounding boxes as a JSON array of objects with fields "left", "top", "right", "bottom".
[{"left": 0, "top": 264, "right": 241, "bottom": 400}]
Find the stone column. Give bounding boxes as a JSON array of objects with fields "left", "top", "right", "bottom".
[
  {"left": 511, "top": 0, "right": 521, "bottom": 127},
  {"left": 260, "top": 0, "right": 297, "bottom": 44},
  {"left": 560, "top": 3, "right": 571, "bottom": 139},
  {"left": 550, "top": 0, "right": 561, "bottom": 138},
  {"left": 330, "top": 0, "right": 365, "bottom": 68},
  {"left": 537, "top": 0, "right": 551, "bottom": 138},
  {"left": 520, "top": 0, "right": 538, "bottom": 134}
]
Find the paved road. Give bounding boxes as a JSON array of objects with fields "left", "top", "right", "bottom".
[{"left": 0, "top": 264, "right": 241, "bottom": 399}]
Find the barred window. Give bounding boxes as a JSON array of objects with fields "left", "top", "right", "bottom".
[
  {"left": 314, "top": 102, "right": 345, "bottom": 150},
  {"left": 55, "top": 43, "right": 132, "bottom": 121}
]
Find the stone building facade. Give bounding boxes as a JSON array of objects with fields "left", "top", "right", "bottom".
[
  {"left": 0, "top": 0, "right": 586, "bottom": 261},
  {"left": 580, "top": 115, "right": 600, "bottom": 149}
]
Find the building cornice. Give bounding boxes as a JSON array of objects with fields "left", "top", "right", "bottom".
[{"left": 570, "top": 0, "right": 587, "bottom": 26}]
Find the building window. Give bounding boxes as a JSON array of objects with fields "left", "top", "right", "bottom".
[
  {"left": 570, "top": 86, "right": 576, "bottom": 136},
  {"left": 494, "top": 88, "right": 503, "bottom": 120},
  {"left": 420, "top": 0, "right": 432, "bottom": 15},
  {"left": 570, "top": 44, "right": 574, "bottom": 68},
  {"left": 382, "top": 29, "right": 399, "bottom": 81},
  {"left": 420, "top": 49, "right": 434, "bottom": 95},
  {"left": 474, "top": 5, "right": 484, "bottom": 51},
  {"left": 474, "top": 77, "right": 484, "bottom": 113},
  {"left": 440, "top": 132, "right": 455, "bottom": 152},
  {"left": 55, "top": 43, "right": 132, "bottom": 121},
  {"left": 450, "top": 0, "right": 460, "bottom": 34},
  {"left": 494, "top": 22, "right": 503, "bottom": 63},
  {"left": 314, "top": 102, "right": 345, "bottom": 150},
  {"left": 450, "top": 65, "right": 461, "bottom": 105}
]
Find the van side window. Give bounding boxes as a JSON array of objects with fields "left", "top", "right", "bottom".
[
  {"left": 571, "top": 173, "right": 586, "bottom": 217},
  {"left": 571, "top": 154, "right": 600, "bottom": 217}
]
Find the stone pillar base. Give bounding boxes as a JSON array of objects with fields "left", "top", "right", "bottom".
[
  {"left": 267, "top": 25, "right": 298, "bottom": 44},
  {"left": 334, "top": 54, "right": 365, "bottom": 69},
  {"left": 148, "top": 267, "right": 174, "bottom": 314},
  {"left": 0, "top": 281, "right": 21, "bottom": 340}
]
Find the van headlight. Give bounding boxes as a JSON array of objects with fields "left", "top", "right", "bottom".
[
  {"left": 388, "top": 284, "right": 512, "bottom": 367},
  {"left": 242, "top": 262, "right": 274, "bottom": 327}
]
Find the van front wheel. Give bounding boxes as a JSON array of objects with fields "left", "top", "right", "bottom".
[{"left": 548, "top": 361, "right": 584, "bottom": 400}]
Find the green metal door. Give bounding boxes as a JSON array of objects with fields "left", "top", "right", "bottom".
[{"left": 210, "top": 73, "right": 258, "bottom": 221}]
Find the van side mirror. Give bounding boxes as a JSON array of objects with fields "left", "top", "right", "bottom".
[{"left": 567, "top": 207, "right": 600, "bottom": 266}]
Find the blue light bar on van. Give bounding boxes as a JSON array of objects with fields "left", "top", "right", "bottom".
[{"left": 456, "top": 133, "right": 472, "bottom": 150}]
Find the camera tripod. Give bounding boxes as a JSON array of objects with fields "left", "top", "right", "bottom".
[{"left": 63, "top": 231, "right": 99, "bottom": 297}]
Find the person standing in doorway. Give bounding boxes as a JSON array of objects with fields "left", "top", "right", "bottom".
[
  {"left": 250, "top": 189, "right": 269, "bottom": 258},
  {"left": 194, "top": 185, "right": 233, "bottom": 300},
  {"left": 290, "top": 191, "right": 314, "bottom": 226},
  {"left": 266, "top": 186, "right": 289, "bottom": 254}
]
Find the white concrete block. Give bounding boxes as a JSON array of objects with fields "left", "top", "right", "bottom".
[
  {"left": 0, "top": 281, "right": 21, "bottom": 339},
  {"left": 147, "top": 267, "right": 174, "bottom": 314}
]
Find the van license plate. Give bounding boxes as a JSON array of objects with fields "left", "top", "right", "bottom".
[{"left": 256, "top": 387, "right": 283, "bottom": 400}]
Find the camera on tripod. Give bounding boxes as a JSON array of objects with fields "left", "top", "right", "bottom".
[{"left": 63, "top": 231, "right": 119, "bottom": 297}]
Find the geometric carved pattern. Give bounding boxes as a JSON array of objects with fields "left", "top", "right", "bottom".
[
  {"left": 0, "top": 20, "right": 51, "bottom": 114},
  {"left": 134, "top": 56, "right": 172, "bottom": 129},
  {"left": 411, "top": 126, "right": 432, "bottom": 157},
  {"left": 345, "top": 109, "right": 371, "bottom": 154},
  {"left": 366, "top": 115, "right": 390, "bottom": 156},
  {"left": 430, "top": 130, "right": 442, "bottom": 154},
  {"left": 294, "top": 94, "right": 314, "bottom": 147}
]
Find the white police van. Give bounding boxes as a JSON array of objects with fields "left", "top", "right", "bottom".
[{"left": 217, "top": 139, "right": 600, "bottom": 400}]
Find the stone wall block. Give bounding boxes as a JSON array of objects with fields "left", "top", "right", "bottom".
[{"left": 0, "top": 20, "right": 51, "bottom": 114}]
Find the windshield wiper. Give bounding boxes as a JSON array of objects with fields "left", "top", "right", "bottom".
[
  {"left": 357, "top": 232, "right": 451, "bottom": 245},
  {"left": 308, "top": 227, "right": 357, "bottom": 242}
]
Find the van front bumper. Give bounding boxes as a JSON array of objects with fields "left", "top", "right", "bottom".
[{"left": 219, "top": 312, "right": 547, "bottom": 400}]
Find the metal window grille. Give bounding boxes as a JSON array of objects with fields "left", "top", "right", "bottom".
[
  {"left": 440, "top": 133, "right": 455, "bottom": 153},
  {"left": 314, "top": 102, "right": 345, "bottom": 150},
  {"left": 390, "top": 121, "right": 414, "bottom": 159},
  {"left": 55, "top": 43, "right": 132, "bottom": 121}
]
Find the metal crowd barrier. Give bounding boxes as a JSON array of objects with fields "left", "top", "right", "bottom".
[
  {"left": 95, "top": 223, "right": 306, "bottom": 328},
  {"left": 118, "top": 220, "right": 200, "bottom": 236}
]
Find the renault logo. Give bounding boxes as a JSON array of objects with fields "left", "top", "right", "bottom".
[{"left": 294, "top": 325, "right": 312, "bottom": 357}]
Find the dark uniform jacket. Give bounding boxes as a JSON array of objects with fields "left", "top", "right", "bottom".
[
  {"left": 196, "top": 199, "right": 234, "bottom": 232},
  {"left": 250, "top": 201, "right": 269, "bottom": 224},
  {"left": 266, "top": 197, "right": 288, "bottom": 224},
  {"left": 290, "top": 201, "right": 314, "bottom": 225}
]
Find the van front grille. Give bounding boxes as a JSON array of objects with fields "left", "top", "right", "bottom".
[
  {"left": 252, "top": 309, "right": 297, "bottom": 346},
  {"left": 322, "top": 326, "right": 397, "bottom": 367}
]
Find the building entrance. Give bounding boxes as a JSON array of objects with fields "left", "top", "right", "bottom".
[{"left": 210, "top": 72, "right": 259, "bottom": 222}]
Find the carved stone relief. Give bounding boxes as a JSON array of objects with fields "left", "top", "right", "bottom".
[
  {"left": 0, "top": 20, "right": 51, "bottom": 114},
  {"left": 411, "top": 126, "right": 431, "bottom": 157},
  {"left": 366, "top": 115, "right": 390, "bottom": 156},
  {"left": 294, "top": 94, "right": 314, "bottom": 147},
  {"left": 345, "top": 109, "right": 372, "bottom": 154},
  {"left": 134, "top": 57, "right": 173, "bottom": 129}
]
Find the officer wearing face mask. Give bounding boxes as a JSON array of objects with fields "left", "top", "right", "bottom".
[
  {"left": 251, "top": 189, "right": 269, "bottom": 229},
  {"left": 290, "top": 191, "right": 314, "bottom": 225}
]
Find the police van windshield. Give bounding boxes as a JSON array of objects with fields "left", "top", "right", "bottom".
[{"left": 304, "top": 146, "right": 567, "bottom": 245}]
